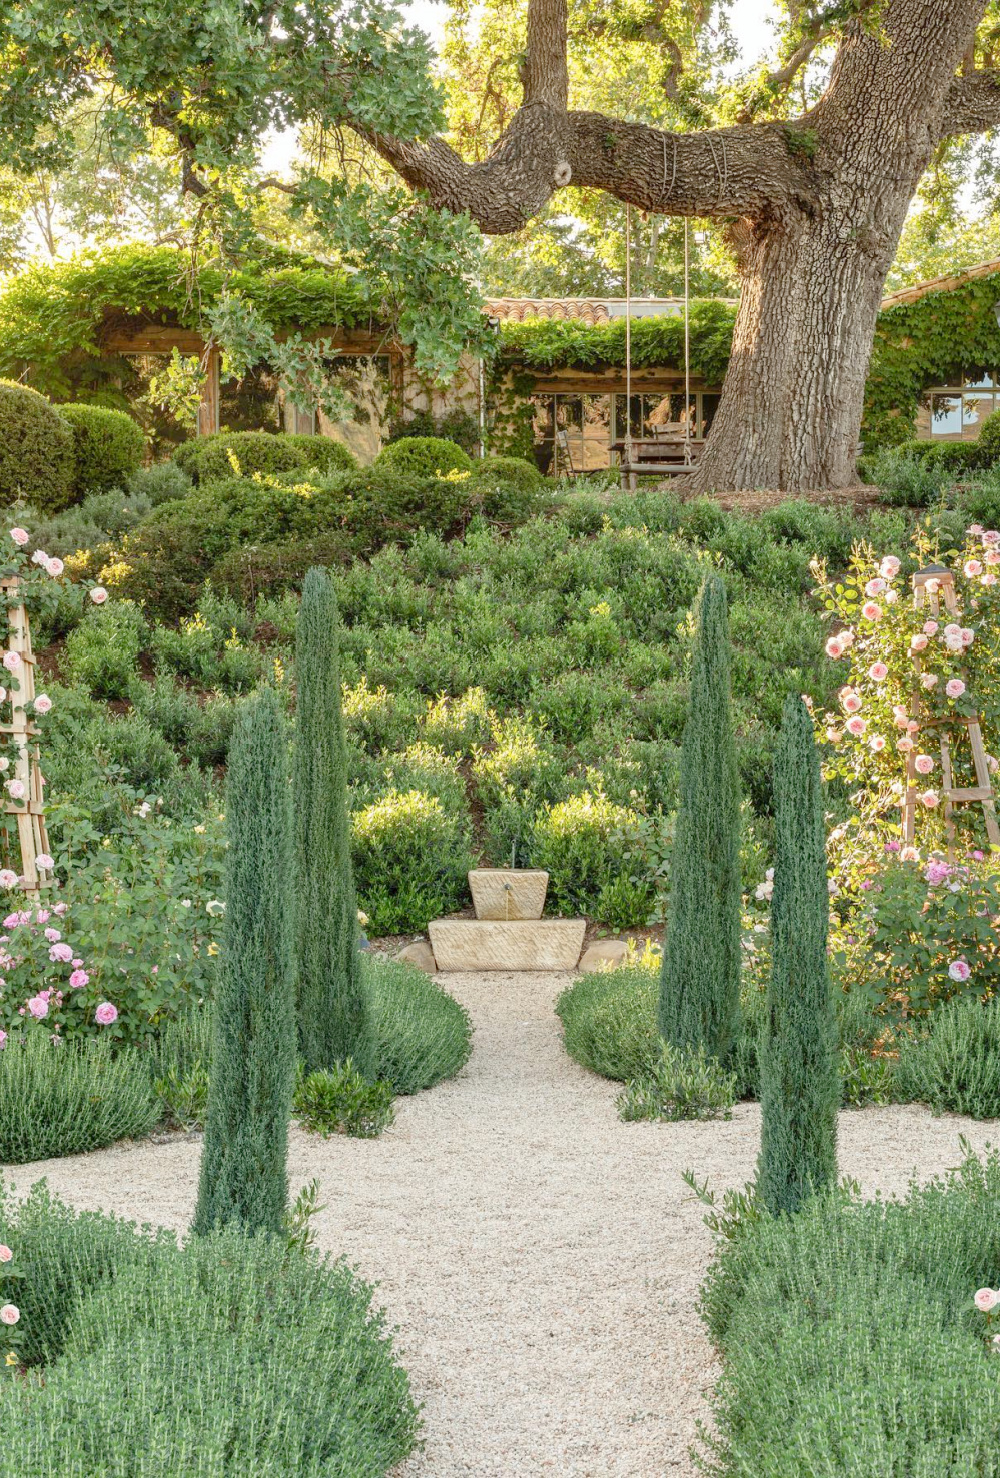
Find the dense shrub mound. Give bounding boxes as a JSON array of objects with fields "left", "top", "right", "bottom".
[
  {"left": 699, "top": 1148, "right": 1000, "bottom": 1476},
  {"left": 0, "top": 379, "right": 74, "bottom": 512},
  {"left": 365, "top": 954, "right": 472, "bottom": 1094},
  {"left": 60, "top": 403, "right": 145, "bottom": 497},
  {"left": 173, "top": 429, "right": 356, "bottom": 483},
  {"left": 0, "top": 1184, "right": 419, "bottom": 1475},
  {"left": 0, "top": 1035, "right": 159, "bottom": 1165},
  {"left": 556, "top": 959, "right": 659, "bottom": 1083},
  {"left": 373, "top": 435, "right": 472, "bottom": 478}
]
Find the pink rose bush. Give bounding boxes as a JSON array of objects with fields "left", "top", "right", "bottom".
[
  {"left": 0, "top": 902, "right": 120, "bottom": 1043},
  {"left": 0, "top": 1241, "right": 20, "bottom": 1371}
]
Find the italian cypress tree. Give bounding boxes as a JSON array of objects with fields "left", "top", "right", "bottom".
[
  {"left": 658, "top": 573, "right": 742, "bottom": 1062},
  {"left": 194, "top": 686, "right": 296, "bottom": 1237},
  {"left": 757, "top": 692, "right": 839, "bottom": 1217},
  {"left": 294, "top": 566, "right": 373, "bottom": 1077}
]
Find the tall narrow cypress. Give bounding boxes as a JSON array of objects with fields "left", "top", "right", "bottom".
[
  {"left": 294, "top": 566, "right": 373, "bottom": 1077},
  {"left": 658, "top": 573, "right": 742, "bottom": 1062},
  {"left": 757, "top": 692, "right": 839, "bottom": 1217},
  {"left": 194, "top": 686, "right": 296, "bottom": 1237}
]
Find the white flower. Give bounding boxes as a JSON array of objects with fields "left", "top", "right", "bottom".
[
  {"left": 205, "top": 899, "right": 226, "bottom": 917},
  {"left": 0, "top": 870, "right": 17, "bottom": 889},
  {"left": 179, "top": 899, "right": 192, "bottom": 908},
  {"left": 34, "top": 854, "right": 53, "bottom": 870},
  {"left": 30, "top": 549, "right": 47, "bottom": 566}
]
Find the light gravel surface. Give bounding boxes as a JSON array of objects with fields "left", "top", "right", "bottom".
[{"left": 6, "top": 970, "right": 1000, "bottom": 1476}]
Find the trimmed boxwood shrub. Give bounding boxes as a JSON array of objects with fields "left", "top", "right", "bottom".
[
  {"left": 467, "top": 455, "right": 549, "bottom": 521},
  {"left": 0, "top": 1184, "right": 420, "bottom": 1473},
  {"left": 351, "top": 787, "right": 474, "bottom": 934},
  {"left": 60, "top": 403, "right": 145, "bottom": 497},
  {"left": 374, "top": 435, "right": 473, "bottom": 478},
  {"left": 0, "top": 1034, "right": 159, "bottom": 1164},
  {"left": 0, "top": 379, "right": 74, "bottom": 512},
  {"left": 365, "top": 954, "right": 472, "bottom": 1093},
  {"left": 530, "top": 790, "right": 653, "bottom": 927},
  {"left": 173, "top": 429, "right": 356, "bottom": 484}
]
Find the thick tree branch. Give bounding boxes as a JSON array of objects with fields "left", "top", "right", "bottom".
[
  {"left": 358, "top": 109, "right": 814, "bottom": 233},
  {"left": 522, "top": 0, "right": 568, "bottom": 109},
  {"left": 940, "top": 68, "right": 1000, "bottom": 135}
]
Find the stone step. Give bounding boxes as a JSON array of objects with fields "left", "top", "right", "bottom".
[{"left": 427, "top": 917, "right": 586, "bottom": 972}]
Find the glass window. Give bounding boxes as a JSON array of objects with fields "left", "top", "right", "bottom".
[
  {"left": 964, "top": 370, "right": 994, "bottom": 388},
  {"left": 963, "top": 391, "right": 995, "bottom": 437},
  {"left": 930, "top": 394, "right": 963, "bottom": 436}
]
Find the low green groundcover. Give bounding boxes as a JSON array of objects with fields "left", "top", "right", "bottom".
[
  {"left": 0, "top": 1183, "right": 419, "bottom": 1475},
  {"left": 699, "top": 1147, "right": 1000, "bottom": 1475}
]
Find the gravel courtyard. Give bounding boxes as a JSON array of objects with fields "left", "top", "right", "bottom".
[{"left": 5, "top": 970, "right": 997, "bottom": 1477}]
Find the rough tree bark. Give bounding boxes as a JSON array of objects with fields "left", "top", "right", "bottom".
[{"left": 353, "top": 0, "right": 1000, "bottom": 493}]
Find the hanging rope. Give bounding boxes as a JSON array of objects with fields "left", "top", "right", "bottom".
[
  {"left": 684, "top": 217, "right": 692, "bottom": 468},
  {"left": 624, "top": 202, "right": 633, "bottom": 471}
]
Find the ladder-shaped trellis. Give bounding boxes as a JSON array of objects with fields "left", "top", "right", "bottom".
[
  {"left": 0, "top": 578, "right": 51, "bottom": 894},
  {"left": 902, "top": 564, "right": 1000, "bottom": 851}
]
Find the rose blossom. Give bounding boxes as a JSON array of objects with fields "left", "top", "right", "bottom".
[
  {"left": 45, "top": 557, "right": 64, "bottom": 577},
  {"left": 825, "top": 636, "right": 844, "bottom": 659},
  {"left": 2, "top": 652, "right": 19, "bottom": 673},
  {"left": 969, "top": 524, "right": 986, "bottom": 536},
  {"left": 949, "top": 958, "right": 972, "bottom": 982},
  {"left": 845, "top": 715, "right": 867, "bottom": 737},
  {"left": 30, "top": 549, "right": 46, "bottom": 566},
  {"left": 868, "top": 661, "right": 889, "bottom": 682},
  {"left": 53, "top": 902, "right": 67, "bottom": 916},
  {"left": 965, "top": 559, "right": 983, "bottom": 578},
  {"left": 901, "top": 846, "right": 920, "bottom": 862},
  {"left": 862, "top": 601, "right": 882, "bottom": 621},
  {"left": 27, "top": 994, "right": 47, "bottom": 1019},
  {"left": 0, "top": 1246, "right": 11, "bottom": 1263},
  {"left": 865, "top": 577, "right": 886, "bottom": 596},
  {"left": 910, "top": 633, "right": 928, "bottom": 651},
  {"left": 921, "top": 672, "right": 939, "bottom": 689},
  {"left": 984, "top": 530, "right": 1000, "bottom": 546},
  {"left": 5, "top": 780, "right": 24, "bottom": 801},
  {"left": 914, "top": 754, "right": 934, "bottom": 775},
  {"left": 8, "top": 528, "right": 28, "bottom": 547},
  {"left": 869, "top": 734, "right": 886, "bottom": 752},
  {"left": 975, "top": 1288, "right": 1000, "bottom": 1311},
  {"left": 48, "top": 942, "right": 72, "bottom": 963},
  {"left": 920, "top": 790, "right": 940, "bottom": 808},
  {"left": 89, "top": 586, "right": 108, "bottom": 605},
  {"left": 826, "top": 727, "right": 842, "bottom": 744},
  {"left": 0, "top": 1305, "right": 19, "bottom": 1326},
  {"left": 94, "top": 1001, "right": 118, "bottom": 1026},
  {"left": 841, "top": 689, "right": 862, "bottom": 714},
  {"left": 33, "top": 694, "right": 51, "bottom": 714},
  {"left": 897, "top": 736, "right": 915, "bottom": 752},
  {"left": 923, "top": 619, "right": 938, "bottom": 635},
  {"left": 34, "top": 854, "right": 52, "bottom": 870},
  {"left": 987, "top": 550, "right": 1000, "bottom": 567},
  {"left": 880, "top": 555, "right": 901, "bottom": 578},
  {"left": 69, "top": 969, "right": 88, "bottom": 989},
  {"left": 907, "top": 719, "right": 920, "bottom": 733},
  {"left": 925, "top": 860, "right": 951, "bottom": 885},
  {"left": 946, "top": 678, "right": 966, "bottom": 699},
  {"left": 43, "top": 927, "right": 59, "bottom": 942},
  {"left": 0, "top": 871, "right": 17, "bottom": 890}
]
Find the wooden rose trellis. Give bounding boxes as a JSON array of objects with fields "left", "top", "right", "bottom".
[{"left": 0, "top": 577, "right": 52, "bottom": 894}]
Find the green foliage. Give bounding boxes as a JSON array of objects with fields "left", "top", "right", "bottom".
[
  {"left": 194, "top": 687, "right": 295, "bottom": 1238},
  {"left": 0, "top": 1033, "right": 158, "bottom": 1164},
  {"left": 466, "top": 454, "right": 549, "bottom": 522},
  {"left": 617, "top": 1040, "right": 736, "bottom": 1122},
  {"left": 386, "top": 408, "right": 481, "bottom": 455},
  {"left": 531, "top": 790, "right": 653, "bottom": 926},
  {"left": 174, "top": 430, "right": 355, "bottom": 484},
  {"left": 351, "top": 788, "right": 474, "bottom": 934},
  {"left": 556, "top": 954, "right": 660, "bottom": 1082},
  {"left": 293, "top": 1060, "right": 395, "bottom": 1138},
  {"left": 59, "top": 403, "right": 144, "bottom": 497},
  {"left": 699, "top": 1147, "right": 1000, "bottom": 1476},
  {"left": 0, "top": 379, "right": 74, "bottom": 511},
  {"left": 148, "top": 1000, "right": 212, "bottom": 1130},
  {"left": 658, "top": 574, "right": 742, "bottom": 1061},
  {"left": 0, "top": 1185, "right": 419, "bottom": 1472},
  {"left": 758, "top": 694, "right": 838, "bottom": 1218},
  {"left": 863, "top": 445, "right": 945, "bottom": 506},
  {"left": 895, "top": 996, "right": 1000, "bottom": 1118},
  {"left": 126, "top": 460, "right": 192, "bottom": 506},
  {"left": 63, "top": 598, "right": 145, "bottom": 699},
  {"left": 364, "top": 953, "right": 472, "bottom": 1094},
  {"left": 374, "top": 436, "right": 473, "bottom": 478},
  {"left": 294, "top": 567, "right": 372, "bottom": 1077}
]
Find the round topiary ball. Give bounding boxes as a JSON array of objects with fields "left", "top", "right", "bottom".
[
  {"left": 374, "top": 436, "right": 474, "bottom": 478},
  {"left": 0, "top": 379, "right": 75, "bottom": 512},
  {"left": 59, "top": 403, "right": 146, "bottom": 498}
]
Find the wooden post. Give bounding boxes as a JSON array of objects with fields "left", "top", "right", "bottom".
[
  {"left": 197, "top": 345, "right": 221, "bottom": 437},
  {"left": 0, "top": 579, "right": 51, "bottom": 893},
  {"left": 902, "top": 565, "right": 1000, "bottom": 851}
]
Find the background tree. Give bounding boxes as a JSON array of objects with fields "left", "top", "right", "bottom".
[
  {"left": 658, "top": 573, "right": 741, "bottom": 1063},
  {"left": 757, "top": 692, "right": 839, "bottom": 1218},
  {"left": 194, "top": 686, "right": 296, "bottom": 1238},
  {"left": 294, "top": 566, "right": 373, "bottom": 1078}
]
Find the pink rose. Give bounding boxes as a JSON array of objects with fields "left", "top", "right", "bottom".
[
  {"left": 951, "top": 959, "right": 972, "bottom": 983},
  {"left": 965, "top": 559, "right": 983, "bottom": 577},
  {"left": 8, "top": 528, "right": 28, "bottom": 547},
  {"left": 45, "top": 558, "right": 64, "bottom": 577},
  {"left": 910, "top": 634, "right": 928, "bottom": 652},
  {"left": 825, "top": 636, "right": 844, "bottom": 659},
  {"left": 69, "top": 969, "right": 89, "bottom": 989},
  {"left": 923, "top": 620, "right": 938, "bottom": 635},
  {"left": 33, "top": 694, "right": 51, "bottom": 715},
  {"left": 987, "top": 551, "right": 1000, "bottom": 567},
  {"left": 962, "top": 629, "right": 975, "bottom": 646},
  {"left": 825, "top": 727, "right": 842, "bottom": 744},
  {"left": 901, "top": 846, "right": 920, "bottom": 862},
  {"left": 868, "top": 661, "right": 889, "bottom": 682},
  {"left": 914, "top": 754, "right": 934, "bottom": 775},
  {"left": 921, "top": 790, "right": 940, "bottom": 808},
  {"left": 89, "top": 586, "right": 108, "bottom": 605},
  {"left": 983, "top": 530, "right": 1000, "bottom": 546},
  {"left": 845, "top": 715, "right": 867, "bottom": 737},
  {"left": 94, "top": 1001, "right": 118, "bottom": 1026},
  {"left": 968, "top": 524, "right": 985, "bottom": 536},
  {"left": 841, "top": 689, "right": 862, "bottom": 714},
  {"left": 0, "top": 1304, "right": 19, "bottom": 1326},
  {"left": 48, "top": 942, "right": 72, "bottom": 963},
  {"left": 862, "top": 601, "right": 882, "bottom": 621},
  {"left": 880, "top": 555, "right": 901, "bottom": 578},
  {"left": 2, "top": 651, "right": 19, "bottom": 672},
  {"left": 5, "top": 780, "right": 24, "bottom": 801},
  {"left": 920, "top": 672, "right": 939, "bottom": 689},
  {"left": 865, "top": 577, "right": 886, "bottom": 596},
  {"left": 34, "top": 854, "right": 53, "bottom": 871},
  {"left": 897, "top": 737, "right": 914, "bottom": 753},
  {"left": 0, "top": 871, "right": 17, "bottom": 890},
  {"left": 43, "top": 928, "right": 60, "bottom": 943},
  {"left": 53, "top": 902, "right": 67, "bottom": 916},
  {"left": 30, "top": 549, "right": 47, "bottom": 566},
  {"left": 27, "top": 994, "right": 47, "bottom": 1019},
  {"left": 869, "top": 734, "right": 886, "bottom": 752},
  {"left": 946, "top": 679, "right": 966, "bottom": 699},
  {"left": 925, "top": 860, "right": 951, "bottom": 885},
  {"left": 0, "top": 1245, "right": 11, "bottom": 1263}
]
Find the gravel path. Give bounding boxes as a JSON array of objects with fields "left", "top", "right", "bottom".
[{"left": 5, "top": 970, "right": 999, "bottom": 1476}]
